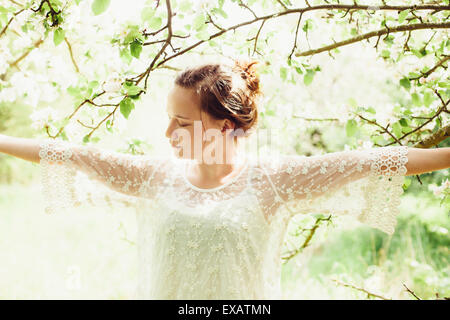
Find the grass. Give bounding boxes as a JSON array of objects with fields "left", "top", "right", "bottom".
[{"left": 281, "top": 192, "right": 449, "bottom": 300}]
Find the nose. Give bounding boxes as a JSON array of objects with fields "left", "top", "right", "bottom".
[{"left": 165, "top": 120, "right": 178, "bottom": 143}]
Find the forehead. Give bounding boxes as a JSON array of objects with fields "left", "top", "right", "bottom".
[{"left": 166, "top": 85, "right": 201, "bottom": 119}]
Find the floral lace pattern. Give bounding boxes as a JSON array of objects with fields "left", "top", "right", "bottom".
[
  {"left": 252, "top": 146, "right": 409, "bottom": 234},
  {"left": 39, "top": 139, "right": 165, "bottom": 213},
  {"left": 38, "top": 139, "right": 409, "bottom": 299}
]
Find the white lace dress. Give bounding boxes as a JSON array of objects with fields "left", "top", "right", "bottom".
[{"left": 38, "top": 139, "right": 409, "bottom": 299}]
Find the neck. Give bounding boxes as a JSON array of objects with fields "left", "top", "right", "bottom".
[{"left": 190, "top": 141, "right": 247, "bottom": 181}]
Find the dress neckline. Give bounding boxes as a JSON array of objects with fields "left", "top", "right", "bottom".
[{"left": 182, "top": 157, "right": 250, "bottom": 193}]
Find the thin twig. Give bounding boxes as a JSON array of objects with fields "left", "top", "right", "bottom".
[{"left": 332, "top": 278, "right": 392, "bottom": 300}]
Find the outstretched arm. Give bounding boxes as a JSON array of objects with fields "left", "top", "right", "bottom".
[
  {"left": 255, "top": 145, "right": 449, "bottom": 235},
  {"left": 405, "top": 147, "right": 450, "bottom": 175},
  {"left": 262, "top": 146, "right": 449, "bottom": 206},
  {"left": 0, "top": 134, "right": 41, "bottom": 163},
  {"left": 38, "top": 138, "right": 160, "bottom": 197},
  {"left": 1, "top": 134, "right": 168, "bottom": 214},
  {"left": 0, "top": 134, "right": 163, "bottom": 198}
]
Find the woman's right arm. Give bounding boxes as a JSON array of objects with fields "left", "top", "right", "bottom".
[
  {"left": 0, "top": 134, "right": 164, "bottom": 197},
  {"left": 1, "top": 134, "right": 167, "bottom": 213},
  {"left": 0, "top": 134, "right": 41, "bottom": 164}
]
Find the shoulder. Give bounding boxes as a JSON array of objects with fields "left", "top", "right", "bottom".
[{"left": 248, "top": 153, "right": 308, "bottom": 172}]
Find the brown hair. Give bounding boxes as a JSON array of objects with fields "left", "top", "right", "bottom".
[{"left": 174, "top": 59, "right": 262, "bottom": 138}]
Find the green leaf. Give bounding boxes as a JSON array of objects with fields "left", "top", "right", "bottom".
[
  {"left": 83, "top": 134, "right": 90, "bottom": 143},
  {"left": 50, "top": 0, "right": 63, "bottom": 7},
  {"left": 88, "top": 80, "right": 99, "bottom": 89},
  {"left": 399, "top": 77, "right": 411, "bottom": 90},
  {"left": 280, "top": 67, "right": 287, "bottom": 80},
  {"left": 398, "top": 9, "right": 409, "bottom": 24},
  {"left": 0, "top": 13, "right": 8, "bottom": 26},
  {"left": 346, "top": 119, "right": 358, "bottom": 137},
  {"left": 381, "top": 49, "right": 390, "bottom": 58},
  {"left": 411, "top": 93, "right": 421, "bottom": 106},
  {"left": 302, "top": 19, "right": 313, "bottom": 32},
  {"left": 106, "top": 119, "right": 113, "bottom": 133},
  {"left": 130, "top": 40, "right": 142, "bottom": 58},
  {"left": 67, "top": 86, "right": 83, "bottom": 99},
  {"left": 195, "top": 30, "right": 209, "bottom": 40},
  {"left": 419, "top": 47, "right": 427, "bottom": 57},
  {"left": 423, "top": 92, "right": 433, "bottom": 107},
  {"left": 402, "top": 177, "right": 411, "bottom": 190},
  {"left": 120, "top": 97, "right": 135, "bottom": 119},
  {"left": 383, "top": 35, "right": 394, "bottom": 47},
  {"left": 141, "top": 6, "right": 155, "bottom": 21},
  {"left": 399, "top": 118, "right": 408, "bottom": 127},
  {"left": 148, "top": 16, "right": 162, "bottom": 29},
  {"left": 411, "top": 48, "right": 424, "bottom": 58},
  {"left": 60, "top": 130, "right": 68, "bottom": 141},
  {"left": 123, "top": 82, "right": 142, "bottom": 95},
  {"left": 211, "top": 7, "right": 228, "bottom": 18},
  {"left": 53, "top": 27, "right": 65, "bottom": 46},
  {"left": 179, "top": 0, "right": 191, "bottom": 12},
  {"left": 91, "top": 0, "right": 110, "bottom": 16},
  {"left": 366, "top": 107, "right": 376, "bottom": 114},
  {"left": 348, "top": 97, "right": 358, "bottom": 109},
  {"left": 193, "top": 14, "right": 206, "bottom": 31},
  {"left": 294, "top": 67, "right": 303, "bottom": 74},
  {"left": 303, "top": 69, "right": 315, "bottom": 86},
  {"left": 123, "top": 26, "right": 143, "bottom": 44},
  {"left": 403, "top": 109, "right": 413, "bottom": 116},
  {"left": 408, "top": 72, "right": 420, "bottom": 78},
  {"left": 392, "top": 122, "right": 402, "bottom": 138},
  {"left": 120, "top": 47, "right": 132, "bottom": 64}
]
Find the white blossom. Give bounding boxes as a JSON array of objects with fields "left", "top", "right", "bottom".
[
  {"left": 102, "top": 72, "right": 123, "bottom": 93},
  {"left": 29, "top": 107, "right": 62, "bottom": 130}
]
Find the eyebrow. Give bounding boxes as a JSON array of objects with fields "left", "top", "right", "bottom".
[
  {"left": 166, "top": 109, "right": 194, "bottom": 120},
  {"left": 173, "top": 114, "right": 192, "bottom": 120}
]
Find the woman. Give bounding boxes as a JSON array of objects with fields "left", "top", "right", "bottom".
[{"left": 0, "top": 59, "right": 449, "bottom": 299}]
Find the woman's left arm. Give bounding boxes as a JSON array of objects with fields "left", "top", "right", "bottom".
[{"left": 405, "top": 147, "right": 450, "bottom": 176}]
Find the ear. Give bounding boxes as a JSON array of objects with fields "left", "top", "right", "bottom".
[{"left": 221, "top": 119, "right": 235, "bottom": 134}]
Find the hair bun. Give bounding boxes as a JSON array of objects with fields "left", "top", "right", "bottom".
[{"left": 233, "top": 59, "right": 261, "bottom": 96}]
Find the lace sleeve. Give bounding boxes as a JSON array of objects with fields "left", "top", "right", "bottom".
[
  {"left": 38, "top": 138, "right": 165, "bottom": 214},
  {"left": 256, "top": 146, "right": 409, "bottom": 235}
]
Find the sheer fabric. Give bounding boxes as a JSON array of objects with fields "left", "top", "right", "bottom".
[{"left": 38, "top": 138, "right": 409, "bottom": 299}]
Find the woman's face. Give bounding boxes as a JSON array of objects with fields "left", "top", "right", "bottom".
[{"left": 165, "top": 84, "right": 235, "bottom": 163}]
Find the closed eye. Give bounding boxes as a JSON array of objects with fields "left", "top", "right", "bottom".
[
  {"left": 177, "top": 119, "right": 191, "bottom": 127},
  {"left": 167, "top": 114, "right": 191, "bottom": 127}
]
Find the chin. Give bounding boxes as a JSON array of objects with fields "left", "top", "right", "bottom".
[
  {"left": 172, "top": 149, "right": 187, "bottom": 159},
  {"left": 172, "top": 147, "right": 198, "bottom": 161}
]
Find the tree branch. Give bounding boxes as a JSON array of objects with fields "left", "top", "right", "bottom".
[
  {"left": 64, "top": 37, "right": 80, "bottom": 74},
  {"left": 409, "top": 55, "right": 450, "bottom": 81},
  {"left": 295, "top": 22, "right": 450, "bottom": 57},
  {"left": 0, "top": 8, "right": 26, "bottom": 38}
]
